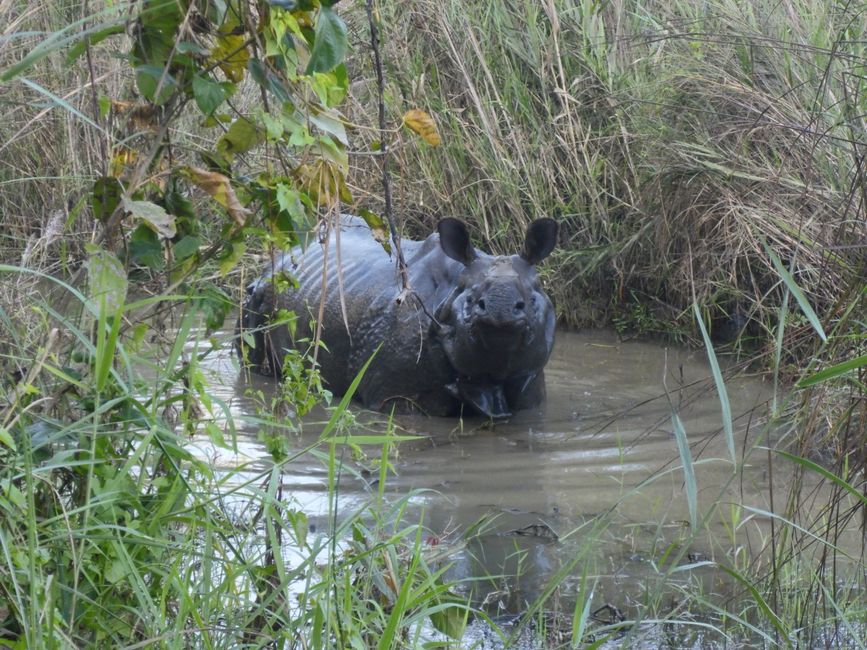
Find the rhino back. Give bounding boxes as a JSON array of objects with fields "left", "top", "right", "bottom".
[{"left": 273, "top": 219, "right": 464, "bottom": 412}]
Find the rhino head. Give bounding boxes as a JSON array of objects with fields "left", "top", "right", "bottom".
[{"left": 433, "top": 218, "right": 558, "bottom": 418}]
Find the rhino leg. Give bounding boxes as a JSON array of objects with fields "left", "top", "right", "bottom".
[
  {"left": 504, "top": 371, "right": 546, "bottom": 411},
  {"left": 446, "top": 378, "right": 512, "bottom": 419}
]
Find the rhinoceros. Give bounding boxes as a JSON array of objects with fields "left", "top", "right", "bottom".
[{"left": 237, "top": 216, "right": 558, "bottom": 418}]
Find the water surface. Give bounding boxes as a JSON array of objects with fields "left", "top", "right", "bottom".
[{"left": 195, "top": 329, "right": 778, "bottom": 621}]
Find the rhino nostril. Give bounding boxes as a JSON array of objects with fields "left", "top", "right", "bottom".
[
  {"left": 477, "top": 299, "right": 486, "bottom": 312},
  {"left": 515, "top": 300, "right": 525, "bottom": 311}
]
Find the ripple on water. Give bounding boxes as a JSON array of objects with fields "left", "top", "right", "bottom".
[{"left": 196, "top": 327, "right": 820, "bottom": 642}]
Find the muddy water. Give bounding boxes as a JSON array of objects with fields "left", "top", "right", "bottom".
[{"left": 196, "top": 329, "right": 776, "bottom": 617}]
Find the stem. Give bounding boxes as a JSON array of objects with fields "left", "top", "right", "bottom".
[{"left": 365, "top": 0, "right": 410, "bottom": 297}]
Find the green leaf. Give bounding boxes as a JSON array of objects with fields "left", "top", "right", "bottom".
[
  {"left": 262, "top": 112, "right": 284, "bottom": 140},
  {"left": 309, "top": 69, "right": 346, "bottom": 107},
  {"left": 0, "top": 427, "right": 16, "bottom": 452},
  {"left": 192, "top": 73, "right": 228, "bottom": 115},
  {"left": 129, "top": 224, "right": 165, "bottom": 269},
  {"left": 275, "top": 184, "right": 308, "bottom": 223},
  {"left": 1, "top": 479, "right": 26, "bottom": 511},
  {"left": 315, "top": 135, "right": 348, "bottom": 171},
  {"left": 283, "top": 112, "right": 315, "bottom": 146},
  {"left": 309, "top": 107, "right": 348, "bottom": 145},
  {"left": 105, "top": 557, "right": 129, "bottom": 584},
  {"left": 211, "top": 32, "right": 249, "bottom": 82},
  {"left": 797, "top": 354, "right": 867, "bottom": 388},
  {"left": 249, "top": 58, "right": 294, "bottom": 104},
  {"left": 218, "top": 241, "right": 246, "bottom": 276},
  {"left": 139, "top": 0, "right": 184, "bottom": 32},
  {"left": 134, "top": 64, "right": 178, "bottom": 105},
  {"left": 172, "top": 235, "right": 200, "bottom": 261},
  {"left": 671, "top": 409, "right": 698, "bottom": 530},
  {"left": 122, "top": 196, "right": 176, "bottom": 239},
  {"left": 205, "top": 422, "right": 228, "bottom": 448},
  {"left": 358, "top": 208, "right": 391, "bottom": 254},
  {"left": 196, "top": 284, "right": 232, "bottom": 330},
  {"left": 216, "top": 117, "right": 265, "bottom": 160},
  {"left": 693, "top": 303, "right": 735, "bottom": 466},
  {"left": 761, "top": 240, "right": 827, "bottom": 342},
  {"left": 86, "top": 245, "right": 128, "bottom": 313},
  {"left": 429, "top": 594, "right": 470, "bottom": 640},
  {"left": 163, "top": 184, "right": 197, "bottom": 224},
  {"left": 305, "top": 5, "right": 347, "bottom": 74},
  {"left": 66, "top": 24, "right": 125, "bottom": 63},
  {"left": 176, "top": 40, "right": 209, "bottom": 56},
  {"left": 92, "top": 176, "right": 123, "bottom": 221}
]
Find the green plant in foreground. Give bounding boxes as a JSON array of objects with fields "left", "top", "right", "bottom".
[
  {"left": 2, "top": 0, "right": 865, "bottom": 646},
  {"left": 0, "top": 268, "right": 472, "bottom": 648}
]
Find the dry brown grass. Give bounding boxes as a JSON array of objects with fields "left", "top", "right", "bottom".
[{"left": 343, "top": 0, "right": 864, "bottom": 354}]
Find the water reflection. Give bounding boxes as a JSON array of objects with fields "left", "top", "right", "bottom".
[{"left": 190, "top": 328, "right": 778, "bottom": 613}]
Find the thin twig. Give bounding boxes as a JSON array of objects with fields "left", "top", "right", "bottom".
[{"left": 365, "top": 0, "right": 411, "bottom": 300}]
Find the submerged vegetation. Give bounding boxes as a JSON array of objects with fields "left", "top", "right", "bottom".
[{"left": 0, "top": 0, "right": 864, "bottom": 648}]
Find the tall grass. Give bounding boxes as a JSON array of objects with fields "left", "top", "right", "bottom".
[
  {"left": 342, "top": 2, "right": 866, "bottom": 643},
  {"left": 350, "top": 0, "right": 864, "bottom": 344},
  {"left": 1, "top": 0, "right": 865, "bottom": 646},
  {"left": 0, "top": 263, "right": 473, "bottom": 647}
]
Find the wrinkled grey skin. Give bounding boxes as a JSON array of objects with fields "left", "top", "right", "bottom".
[{"left": 237, "top": 216, "right": 558, "bottom": 418}]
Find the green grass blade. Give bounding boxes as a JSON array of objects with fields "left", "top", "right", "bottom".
[
  {"left": 320, "top": 344, "right": 380, "bottom": 439},
  {"left": 0, "top": 264, "right": 89, "bottom": 311},
  {"left": 762, "top": 240, "right": 827, "bottom": 342},
  {"left": 95, "top": 300, "right": 123, "bottom": 393},
  {"left": 693, "top": 303, "right": 735, "bottom": 466},
  {"left": 19, "top": 77, "right": 104, "bottom": 132},
  {"left": 772, "top": 289, "right": 790, "bottom": 415},
  {"left": 716, "top": 563, "right": 791, "bottom": 643},
  {"left": 572, "top": 572, "right": 596, "bottom": 647},
  {"left": 0, "top": 11, "right": 125, "bottom": 82},
  {"left": 377, "top": 533, "right": 422, "bottom": 650},
  {"left": 671, "top": 409, "right": 698, "bottom": 530},
  {"left": 742, "top": 506, "right": 856, "bottom": 559},
  {"left": 819, "top": 582, "right": 867, "bottom": 650},
  {"left": 796, "top": 353, "right": 867, "bottom": 388},
  {"left": 774, "top": 449, "right": 867, "bottom": 506}
]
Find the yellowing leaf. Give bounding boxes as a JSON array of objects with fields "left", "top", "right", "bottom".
[
  {"left": 358, "top": 208, "right": 391, "bottom": 254},
  {"left": 402, "top": 109, "right": 441, "bottom": 146},
  {"left": 182, "top": 166, "right": 251, "bottom": 226},
  {"left": 293, "top": 160, "right": 352, "bottom": 207},
  {"left": 127, "top": 104, "right": 159, "bottom": 131},
  {"left": 211, "top": 34, "right": 250, "bottom": 83},
  {"left": 109, "top": 148, "right": 138, "bottom": 178}
]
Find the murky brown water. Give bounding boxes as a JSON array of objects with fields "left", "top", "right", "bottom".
[{"left": 192, "top": 329, "right": 783, "bottom": 619}]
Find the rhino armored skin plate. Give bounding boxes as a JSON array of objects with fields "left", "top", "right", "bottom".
[{"left": 237, "top": 216, "right": 557, "bottom": 419}]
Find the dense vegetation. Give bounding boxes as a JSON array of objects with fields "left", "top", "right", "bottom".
[{"left": 0, "top": 0, "right": 864, "bottom": 647}]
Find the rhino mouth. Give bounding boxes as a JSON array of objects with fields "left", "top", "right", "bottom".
[
  {"left": 472, "top": 320, "right": 530, "bottom": 350},
  {"left": 446, "top": 377, "right": 511, "bottom": 419}
]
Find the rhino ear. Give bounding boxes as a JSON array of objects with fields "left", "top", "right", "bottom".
[
  {"left": 521, "top": 218, "right": 558, "bottom": 265},
  {"left": 438, "top": 218, "right": 477, "bottom": 265}
]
